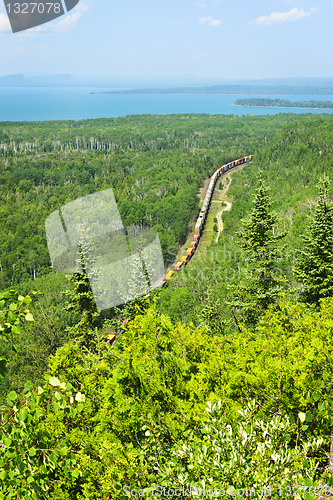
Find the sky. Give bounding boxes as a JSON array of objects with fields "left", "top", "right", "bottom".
[{"left": 0, "top": 0, "right": 332, "bottom": 81}]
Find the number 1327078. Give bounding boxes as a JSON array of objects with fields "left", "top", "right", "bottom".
[{"left": 5, "top": 3, "right": 62, "bottom": 14}]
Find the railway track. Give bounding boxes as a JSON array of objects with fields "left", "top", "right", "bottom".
[{"left": 164, "top": 154, "right": 253, "bottom": 283}]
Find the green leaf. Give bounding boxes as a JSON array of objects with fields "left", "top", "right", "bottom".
[
  {"left": 11, "top": 325, "right": 20, "bottom": 335},
  {"left": 24, "top": 296, "right": 32, "bottom": 305},
  {"left": 25, "top": 312, "right": 34, "bottom": 322},
  {"left": 35, "top": 409, "right": 44, "bottom": 419},
  {"left": 0, "top": 471, "right": 7, "bottom": 480},
  {"left": 318, "top": 401, "right": 326, "bottom": 411},
  {"left": 49, "top": 377, "right": 60, "bottom": 387},
  {"left": 75, "top": 392, "right": 85, "bottom": 403},
  {"left": 18, "top": 410, "right": 28, "bottom": 421},
  {"left": 3, "top": 437, "right": 12, "bottom": 447},
  {"left": 7, "top": 391, "right": 17, "bottom": 402},
  {"left": 28, "top": 447, "right": 37, "bottom": 457},
  {"left": 305, "top": 411, "right": 312, "bottom": 422},
  {"left": 27, "top": 476, "right": 34, "bottom": 484},
  {"left": 299, "top": 412, "right": 306, "bottom": 423},
  {"left": 72, "top": 470, "right": 80, "bottom": 478},
  {"left": 23, "top": 381, "right": 33, "bottom": 393},
  {"left": 313, "top": 391, "right": 320, "bottom": 401}
]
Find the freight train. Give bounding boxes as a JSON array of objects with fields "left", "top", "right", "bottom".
[
  {"left": 163, "top": 154, "right": 253, "bottom": 282},
  {"left": 114, "top": 155, "right": 253, "bottom": 336}
]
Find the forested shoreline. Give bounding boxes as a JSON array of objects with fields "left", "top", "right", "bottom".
[
  {"left": 0, "top": 113, "right": 333, "bottom": 499},
  {"left": 235, "top": 97, "right": 333, "bottom": 109}
]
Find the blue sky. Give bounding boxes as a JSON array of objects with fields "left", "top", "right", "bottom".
[{"left": 0, "top": 0, "right": 332, "bottom": 80}]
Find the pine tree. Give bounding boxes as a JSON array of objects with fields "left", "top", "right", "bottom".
[
  {"left": 65, "top": 225, "right": 101, "bottom": 348},
  {"left": 230, "top": 171, "right": 286, "bottom": 327},
  {"left": 295, "top": 177, "right": 333, "bottom": 304}
]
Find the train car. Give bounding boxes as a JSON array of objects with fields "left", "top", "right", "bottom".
[{"left": 164, "top": 154, "right": 253, "bottom": 284}]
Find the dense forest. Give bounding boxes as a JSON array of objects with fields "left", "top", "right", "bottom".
[
  {"left": 235, "top": 98, "right": 333, "bottom": 109},
  {"left": 0, "top": 112, "right": 333, "bottom": 499}
]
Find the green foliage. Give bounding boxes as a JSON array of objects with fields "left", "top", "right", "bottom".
[
  {"left": 0, "top": 377, "right": 84, "bottom": 499},
  {"left": 1, "top": 295, "right": 333, "bottom": 498},
  {"left": 65, "top": 226, "right": 101, "bottom": 350},
  {"left": 235, "top": 97, "right": 333, "bottom": 109},
  {"left": 43, "top": 309, "right": 226, "bottom": 497},
  {"left": 0, "top": 290, "right": 35, "bottom": 377},
  {"left": 218, "top": 297, "right": 333, "bottom": 450},
  {"left": 295, "top": 177, "right": 333, "bottom": 304},
  {"left": 229, "top": 171, "right": 286, "bottom": 326},
  {"left": 155, "top": 400, "right": 324, "bottom": 499},
  {"left": 0, "top": 274, "right": 78, "bottom": 403},
  {"left": 198, "top": 285, "right": 225, "bottom": 335},
  {"left": 2, "top": 113, "right": 333, "bottom": 497},
  {"left": 0, "top": 113, "right": 299, "bottom": 288}
]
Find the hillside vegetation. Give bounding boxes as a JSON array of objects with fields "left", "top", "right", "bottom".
[{"left": 0, "top": 113, "right": 333, "bottom": 499}]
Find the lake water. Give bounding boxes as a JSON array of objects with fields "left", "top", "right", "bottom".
[{"left": 0, "top": 87, "right": 333, "bottom": 121}]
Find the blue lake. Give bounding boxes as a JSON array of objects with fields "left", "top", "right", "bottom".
[{"left": 0, "top": 87, "right": 333, "bottom": 121}]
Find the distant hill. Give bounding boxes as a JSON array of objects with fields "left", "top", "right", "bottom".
[{"left": 0, "top": 73, "right": 74, "bottom": 87}]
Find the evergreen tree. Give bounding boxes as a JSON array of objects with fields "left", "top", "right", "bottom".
[
  {"left": 295, "top": 177, "right": 333, "bottom": 304},
  {"left": 65, "top": 225, "right": 101, "bottom": 348},
  {"left": 229, "top": 171, "right": 286, "bottom": 327}
]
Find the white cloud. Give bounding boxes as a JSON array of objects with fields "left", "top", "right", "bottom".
[
  {"left": 209, "top": 19, "right": 222, "bottom": 26},
  {"left": 199, "top": 16, "right": 222, "bottom": 26},
  {"left": 0, "top": 13, "right": 11, "bottom": 33},
  {"left": 22, "top": 2, "right": 89, "bottom": 34},
  {"left": 253, "top": 7, "right": 318, "bottom": 26},
  {"left": 53, "top": 2, "right": 89, "bottom": 32}
]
